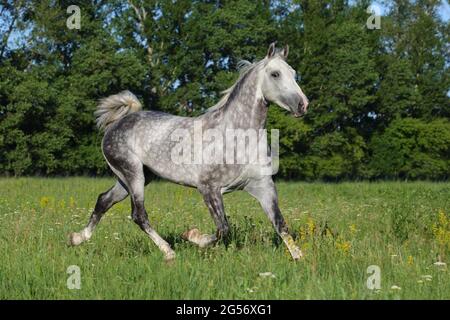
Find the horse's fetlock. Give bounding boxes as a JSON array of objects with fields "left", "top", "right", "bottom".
[
  {"left": 223, "top": 225, "right": 230, "bottom": 237},
  {"left": 217, "top": 225, "right": 230, "bottom": 239},
  {"left": 131, "top": 213, "right": 149, "bottom": 230}
]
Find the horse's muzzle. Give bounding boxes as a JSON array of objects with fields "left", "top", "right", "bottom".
[{"left": 293, "top": 97, "right": 309, "bottom": 118}]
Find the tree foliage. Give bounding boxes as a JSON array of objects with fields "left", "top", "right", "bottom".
[{"left": 0, "top": 0, "right": 448, "bottom": 180}]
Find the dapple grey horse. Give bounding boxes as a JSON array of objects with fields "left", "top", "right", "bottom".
[{"left": 69, "top": 43, "right": 309, "bottom": 261}]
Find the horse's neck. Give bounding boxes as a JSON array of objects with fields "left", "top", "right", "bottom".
[{"left": 222, "top": 73, "right": 268, "bottom": 130}]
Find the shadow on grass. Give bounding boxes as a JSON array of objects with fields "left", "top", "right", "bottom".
[{"left": 121, "top": 216, "right": 292, "bottom": 257}]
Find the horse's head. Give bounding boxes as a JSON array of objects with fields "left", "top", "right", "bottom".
[{"left": 260, "top": 42, "right": 309, "bottom": 117}]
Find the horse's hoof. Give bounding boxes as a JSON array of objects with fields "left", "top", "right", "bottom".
[
  {"left": 164, "top": 251, "right": 176, "bottom": 263},
  {"left": 290, "top": 247, "right": 303, "bottom": 261},
  {"left": 198, "top": 234, "right": 218, "bottom": 248},
  {"left": 68, "top": 232, "right": 84, "bottom": 246},
  {"left": 182, "top": 228, "right": 217, "bottom": 247},
  {"left": 181, "top": 228, "right": 201, "bottom": 242}
]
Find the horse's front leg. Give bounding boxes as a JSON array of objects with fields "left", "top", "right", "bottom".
[
  {"left": 182, "top": 186, "right": 229, "bottom": 248},
  {"left": 244, "top": 177, "right": 303, "bottom": 260}
]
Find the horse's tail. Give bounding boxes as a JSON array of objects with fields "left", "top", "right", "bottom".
[{"left": 95, "top": 90, "right": 142, "bottom": 131}]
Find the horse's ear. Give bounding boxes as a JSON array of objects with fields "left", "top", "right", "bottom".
[
  {"left": 266, "top": 42, "right": 277, "bottom": 58},
  {"left": 281, "top": 44, "right": 289, "bottom": 59}
]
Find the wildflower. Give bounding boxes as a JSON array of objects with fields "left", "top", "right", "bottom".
[
  {"left": 298, "top": 228, "right": 307, "bottom": 241},
  {"left": 421, "top": 275, "right": 432, "bottom": 281},
  {"left": 349, "top": 224, "right": 357, "bottom": 236},
  {"left": 390, "top": 285, "right": 401, "bottom": 290},
  {"left": 407, "top": 255, "right": 414, "bottom": 265},
  {"left": 69, "top": 196, "right": 76, "bottom": 208},
  {"left": 434, "top": 261, "right": 446, "bottom": 267},
  {"left": 335, "top": 237, "right": 351, "bottom": 254},
  {"left": 40, "top": 197, "right": 50, "bottom": 209},
  {"left": 307, "top": 217, "right": 316, "bottom": 236},
  {"left": 259, "top": 272, "right": 276, "bottom": 278},
  {"left": 432, "top": 211, "right": 450, "bottom": 250}
]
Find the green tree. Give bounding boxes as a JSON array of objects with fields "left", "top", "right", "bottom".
[
  {"left": 269, "top": 0, "right": 378, "bottom": 180},
  {"left": 379, "top": 0, "right": 449, "bottom": 120},
  {"left": 0, "top": 1, "right": 146, "bottom": 175},
  {"left": 369, "top": 118, "right": 450, "bottom": 179},
  {"left": 0, "top": 0, "right": 448, "bottom": 180}
]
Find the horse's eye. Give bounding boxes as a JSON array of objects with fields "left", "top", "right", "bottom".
[{"left": 271, "top": 71, "right": 280, "bottom": 78}]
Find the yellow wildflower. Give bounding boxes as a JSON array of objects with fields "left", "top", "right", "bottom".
[
  {"left": 432, "top": 211, "right": 450, "bottom": 250},
  {"left": 40, "top": 196, "right": 50, "bottom": 209},
  {"left": 349, "top": 224, "right": 357, "bottom": 236},
  {"left": 335, "top": 237, "right": 351, "bottom": 254},
  {"left": 69, "top": 196, "right": 76, "bottom": 208},
  {"left": 298, "top": 226, "right": 307, "bottom": 241},
  {"left": 307, "top": 217, "right": 316, "bottom": 236},
  {"left": 407, "top": 255, "right": 414, "bottom": 265}
]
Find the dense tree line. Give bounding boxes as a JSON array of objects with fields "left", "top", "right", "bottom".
[{"left": 0, "top": 0, "right": 448, "bottom": 180}]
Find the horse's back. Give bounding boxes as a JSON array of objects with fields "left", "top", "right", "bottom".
[{"left": 101, "top": 109, "right": 259, "bottom": 189}]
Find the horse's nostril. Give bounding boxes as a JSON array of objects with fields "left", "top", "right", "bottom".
[
  {"left": 298, "top": 101, "right": 306, "bottom": 112},
  {"left": 301, "top": 99, "right": 309, "bottom": 111}
]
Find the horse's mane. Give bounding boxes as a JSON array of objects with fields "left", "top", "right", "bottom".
[{"left": 205, "top": 58, "right": 265, "bottom": 113}]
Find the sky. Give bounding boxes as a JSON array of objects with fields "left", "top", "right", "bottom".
[{"left": 372, "top": 0, "right": 450, "bottom": 20}]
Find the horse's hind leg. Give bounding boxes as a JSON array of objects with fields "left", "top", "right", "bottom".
[
  {"left": 111, "top": 159, "right": 175, "bottom": 261},
  {"left": 69, "top": 180, "right": 128, "bottom": 246},
  {"left": 244, "top": 177, "right": 303, "bottom": 261},
  {"left": 182, "top": 186, "right": 229, "bottom": 248}
]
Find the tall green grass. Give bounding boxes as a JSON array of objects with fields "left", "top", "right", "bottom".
[{"left": 0, "top": 178, "right": 448, "bottom": 299}]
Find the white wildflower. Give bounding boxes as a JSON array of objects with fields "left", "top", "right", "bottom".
[{"left": 259, "top": 272, "right": 276, "bottom": 278}]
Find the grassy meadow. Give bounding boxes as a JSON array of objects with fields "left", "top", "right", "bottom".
[{"left": 0, "top": 178, "right": 449, "bottom": 299}]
